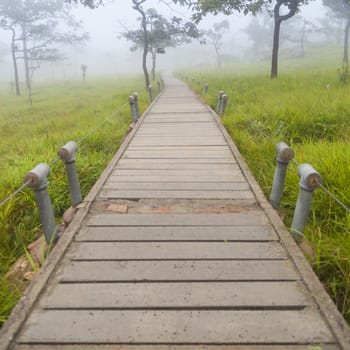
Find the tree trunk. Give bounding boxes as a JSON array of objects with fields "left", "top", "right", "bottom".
[
  {"left": 22, "top": 24, "right": 31, "bottom": 90},
  {"left": 142, "top": 46, "right": 150, "bottom": 88},
  {"left": 271, "top": 0, "right": 298, "bottom": 79},
  {"left": 10, "top": 27, "right": 20, "bottom": 96},
  {"left": 343, "top": 18, "right": 350, "bottom": 66},
  {"left": 271, "top": 18, "right": 281, "bottom": 79},
  {"left": 215, "top": 46, "right": 221, "bottom": 69},
  {"left": 151, "top": 49, "right": 156, "bottom": 81},
  {"left": 133, "top": 0, "right": 150, "bottom": 89}
]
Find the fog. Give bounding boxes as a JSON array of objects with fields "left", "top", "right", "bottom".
[{"left": 0, "top": 0, "right": 332, "bottom": 85}]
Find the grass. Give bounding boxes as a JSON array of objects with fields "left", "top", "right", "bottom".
[
  {"left": 0, "top": 76, "right": 149, "bottom": 325},
  {"left": 179, "top": 47, "right": 350, "bottom": 322}
]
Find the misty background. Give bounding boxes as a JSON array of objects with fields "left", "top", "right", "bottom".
[{"left": 0, "top": 0, "right": 337, "bottom": 84}]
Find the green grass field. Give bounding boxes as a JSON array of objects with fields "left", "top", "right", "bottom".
[
  {"left": 0, "top": 76, "right": 148, "bottom": 325},
  {"left": 180, "top": 47, "right": 350, "bottom": 322}
]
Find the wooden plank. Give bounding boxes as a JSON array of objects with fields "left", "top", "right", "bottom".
[
  {"left": 41, "top": 282, "right": 310, "bottom": 309},
  {"left": 108, "top": 176, "right": 244, "bottom": 182},
  {"left": 69, "top": 242, "right": 286, "bottom": 261},
  {"left": 151, "top": 106, "right": 208, "bottom": 113},
  {"left": 130, "top": 141, "right": 227, "bottom": 146},
  {"left": 111, "top": 169, "right": 239, "bottom": 176},
  {"left": 60, "top": 260, "right": 299, "bottom": 282},
  {"left": 75, "top": 225, "right": 278, "bottom": 242},
  {"left": 115, "top": 163, "right": 239, "bottom": 170},
  {"left": 13, "top": 345, "right": 341, "bottom": 350},
  {"left": 126, "top": 146, "right": 231, "bottom": 152},
  {"left": 103, "top": 182, "right": 249, "bottom": 191},
  {"left": 137, "top": 127, "right": 222, "bottom": 135},
  {"left": 99, "top": 189, "right": 254, "bottom": 200},
  {"left": 17, "top": 309, "right": 334, "bottom": 344},
  {"left": 117, "top": 159, "right": 237, "bottom": 165},
  {"left": 87, "top": 213, "right": 269, "bottom": 227},
  {"left": 123, "top": 153, "right": 233, "bottom": 159},
  {"left": 139, "top": 122, "right": 217, "bottom": 127}
]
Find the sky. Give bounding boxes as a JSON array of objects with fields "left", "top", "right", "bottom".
[{"left": 0, "top": 0, "right": 327, "bottom": 82}]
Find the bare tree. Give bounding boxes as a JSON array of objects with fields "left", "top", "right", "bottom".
[{"left": 204, "top": 20, "right": 230, "bottom": 69}]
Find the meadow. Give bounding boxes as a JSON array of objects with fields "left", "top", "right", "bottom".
[
  {"left": 181, "top": 48, "right": 350, "bottom": 323},
  {"left": 0, "top": 76, "right": 148, "bottom": 324}
]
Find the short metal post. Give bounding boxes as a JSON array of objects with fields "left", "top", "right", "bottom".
[
  {"left": 291, "top": 164, "right": 322, "bottom": 240},
  {"left": 24, "top": 163, "right": 56, "bottom": 243},
  {"left": 157, "top": 81, "right": 161, "bottom": 94},
  {"left": 148, "top": 85, "right": 154, "bottom": 102},
  {"left": 219, "top": 94, "right": 228, "bottom": 115},
  {"left": 128, "top": 95, "right": 138, "bottom": 122},
  {"left": 270, "top": 142, "right": 295, "bottom": 208},
  {"left": 133, "top": 92, "right": 140, "bottom": 119},
  {"left": 202, "top": 83, "right": 208, "bottom": 95},
  {"left": 161, "top": 78, "right": 165, "bottom": 89},
  {"left": 58, "top": 141, "right": 82, "bottom": 207},
  {"left": 216, "top": 90, "right": 224, "bottom": 113}
]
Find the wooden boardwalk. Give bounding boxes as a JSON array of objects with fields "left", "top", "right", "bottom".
[{"left": 1, "top": 75, "right": 350, "bottom": 349}]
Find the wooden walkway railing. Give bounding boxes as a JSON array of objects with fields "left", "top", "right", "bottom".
[{"left": 1, "top": 75, "right": 349, "bottom": 349}]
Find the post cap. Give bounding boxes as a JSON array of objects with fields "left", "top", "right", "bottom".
[
  {"left": 58, "top": 141, "right": 78, "bottom": 163},
  {"left": 132, "top": 92, "right": 138, "bottom": 100},
  {"left": 298, "top": 163, "right": 322, "bottom": 191},
  {"left": 128, "top": 95, "right": 135, "bottom": 104},
  {"left": 24, "top": 163, "right": 50, "bottom": 189},
  {"left": 222, "top": 94, "right": 228, "bottom": 102},
  {"left": 276, "top": 142, "right": 294, "bottom": 163}
]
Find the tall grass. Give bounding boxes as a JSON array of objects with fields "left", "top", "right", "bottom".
[
  {"left": 180, "top": 52, "right": 350, "bottom": 322},
  {"left": 0, "top": 76, "right": 148, "bottom": 325}
]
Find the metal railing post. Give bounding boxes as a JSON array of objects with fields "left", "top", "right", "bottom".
[
  {"left": 202, "top": 83, "right": 208, "bottom": 95},
  {"left": 132, "top": 92, "right": 140, "bottom": 119},
  {"left": 24, "top": 163, "right": 56, "bottom": 243},
  {"left": 157, "top": 81, "right": 161, "bottom": 94},
  {"left": 58, "top": 141, "right": 82, "bottom": 207},
  {"left": 219, "top": 94, "right": 228, "bottom": 115},
  {"left": 216, "top": 90, "right": 224, "bottom": 113},
  {"left": 291, "top": 164, "right": 322, "bottom": 240},
  {"left": 270, "top": 142, "right": 295, "bottom": 208},
  {"left": 128, "top": 95, "right": 138, "bottom": 122},
  {"left": 148, "top": 85, "right": 154, "bottom": 102}
]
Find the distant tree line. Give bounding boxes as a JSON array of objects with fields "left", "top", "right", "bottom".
[{"left": 0, "top": 0, "right": 88, "bottom": 98}]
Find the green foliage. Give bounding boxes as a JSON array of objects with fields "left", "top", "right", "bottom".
[
  {"left": 181, "top": 56, "right": 350, "bottom": 323},
  {"left": 0, "top": 76, "right": 146, "bottom": 325}
]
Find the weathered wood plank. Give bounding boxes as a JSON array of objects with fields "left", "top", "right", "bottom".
[
  {"left": 108, "top": 175, "right": 245, "bottom": 182},
  {"left": 13, "top": 345, "right": 341, "bottom": 350},
  {"left": 41, "top": 282, "right": 310, "bottom": 309},
  {"left": 87, "top": 213, "right": 269, "bottom": 227},
  {"left": 117, "top": 159, "right": 237, "bottom": 165},
  {"left": 130, "top": 140, "right": 227, "bottom": 146},
  {"left": 68, "top": 242, "right": 286, "bottom": 260},
  {"left": 75, "top": 225, "right": 277, "bottom": 242},
  {"left": 134, "top": 130, "right": 219, "bottom": 134},
  {"left": 17, "top": 309, "right": 334, "bottom": 344},
  {"left": 151, "top": 105, "right": 208, "bottom": 113},
  {"left": 103, "top": 182, "right": 249, "bottom": 190},
  {"left": 127, "top": 146, "right": 229, "bottom": 151},
  {"left": 60, "top": 260, "right": 299, "bottom": 282},
  {"left": 114, "top": 162, "right": 238, "bottom": 170},
  {"left": 99, "top": 189, "right": 254, "bottom": 200},
  {"left": 139, "top": 123, "right": 217, "bottom": 127},
  {"left": 123, "top": 153, "right": 233, "bottom": 159},
  {"left": 111, "top": 169, "right": 240, "bottom": 176}
]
